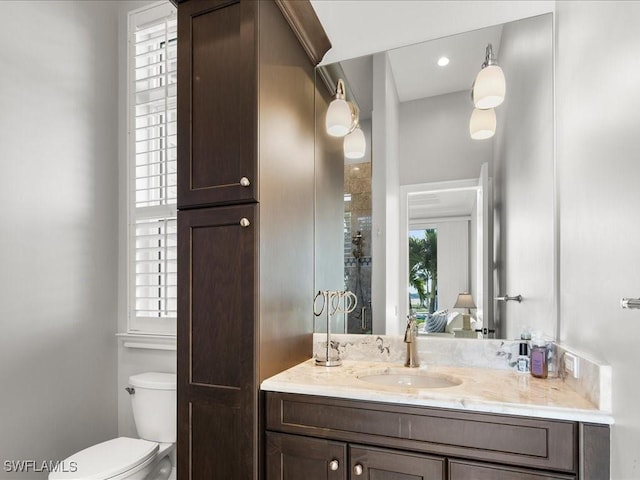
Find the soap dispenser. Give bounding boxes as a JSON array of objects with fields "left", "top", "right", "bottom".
[{"left": 530, "top": 336, "right": 548, "bottom": 379}]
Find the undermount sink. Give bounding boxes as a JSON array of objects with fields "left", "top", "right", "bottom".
[{"left": 358, "top": 370, "right": 462, "bottom": 389}]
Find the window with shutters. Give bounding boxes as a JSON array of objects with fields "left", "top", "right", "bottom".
[{"left": 128, "top": 2, "right": 177, "bottom": 335}]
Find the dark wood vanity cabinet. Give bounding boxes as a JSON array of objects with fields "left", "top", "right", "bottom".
[
  {"left": 266, "top": 433, "right": 348, "bottom": 480},
  {"left": 266, "top": 433, "right": 444, "bottom": 480},
  {"left": 177, "top": 204, "right": 256, "bottom": 478},
  {"left": 448, "top": 460, "right": 574, "bottom": 480},
  {"left": 350, "top": 446, "right": 445, "bottom": 480},
  {"left": 265, "top": 392, "right": 610, "bottom": 480},
  {"left": 176, "top": 0, "right": 330, "bottom": 479},
  {"left": 176, "top": 0, "right": 331, "bottom": 209},
  {"left": 177, "top": 0, "right": 257, "bottom": 209}
]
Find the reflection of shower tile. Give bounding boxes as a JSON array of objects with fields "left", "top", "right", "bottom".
[
  {"left": 350, "top": 178, "right": 371, "bottom": 194},
  {"left": 345, "top": 164, "right": 360, "bottom": 178},
  {"left": 345, "top": 163, "right": 371, "bottom": 181},
  {"left": 351, "top": 193, "right": 372, "bottom": 212}
]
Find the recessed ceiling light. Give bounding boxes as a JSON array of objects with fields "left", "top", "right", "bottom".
[{"left": 437, "top": 56, "right": 450, "bottom": 67}]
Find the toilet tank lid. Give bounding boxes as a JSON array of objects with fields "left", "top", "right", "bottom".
[
  {"left": 49, "top": 437, "right": 158, "bottom": 480},
  {"left": 129, "top": 372, "right": 176, "bottom": 390}
]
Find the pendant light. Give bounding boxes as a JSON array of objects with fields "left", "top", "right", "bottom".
[
  {"left": 326, "top": 78, "right": 366, "bottom": 159},
  {"left": 469, "top": 108, "right": 496, "bottom": 140},
  {"left": 326, "top": 79, "right": 354, "bottom": 137},
  {"left": 472, "top": 44, "right": 506, "bottom": 110}
]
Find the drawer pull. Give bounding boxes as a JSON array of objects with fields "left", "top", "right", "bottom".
[
  {"left": 240, "top": 218, "right": 250, "bottom": 228},
  {"left": 240, "top": 176, "right": 251, "bottom": 187},
  {"left": 353, "top": 463, "right": 363, "bottom": 476},
  {"left": 328, "top": 460, "right": 339, "bottom": 471}
]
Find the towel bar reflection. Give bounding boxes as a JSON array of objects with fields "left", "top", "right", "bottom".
[
  {"left": 621, "top": 298, "right": 640, "bottom": 309},
  {"left": 496, "top": 294, "right": 522, "bottom": 303}
]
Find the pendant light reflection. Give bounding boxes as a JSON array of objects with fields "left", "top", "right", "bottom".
[
  {"left": 326, "top": 78, "right": 366, "bottom": 159},
  {"left": 326, "top": 78, "right": 354, "bottom": 137},
  {"left": 472, "top": 44, "right": 505, "bottom": 109},
  {"left": 469, "top": 43, "right": 505, "bottom": 140},
  {"left": 344, "top": 126, "right": 366, "bottom": 159},
  {"left": 469, "top": 108, "right": 496, "bottom": 140}
]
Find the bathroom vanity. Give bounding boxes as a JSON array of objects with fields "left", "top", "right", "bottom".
[{"left": 262, "top": 360, "right": 611, "bottom": 480}]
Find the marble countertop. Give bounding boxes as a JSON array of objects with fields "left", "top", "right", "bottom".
[{"left": 261, "top": 359, "right": 614, "bottom": 424}]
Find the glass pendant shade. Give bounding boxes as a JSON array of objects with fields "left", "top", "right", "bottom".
[
  {"left": 473, "top": 65, "right": 506, "bottom": 109},
  {"left": 343, "top": 127, "right": 366, "bottom": 159},
  {"left": 469, "top": 108, "right": 496, "bottom": 140},
  {"left": 326, "top": 98, "right": 352, "bottom": 137}
]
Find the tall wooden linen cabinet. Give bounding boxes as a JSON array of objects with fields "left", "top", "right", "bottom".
[{"left": 174, "top": 0, "right": 330, "bottom": 478}]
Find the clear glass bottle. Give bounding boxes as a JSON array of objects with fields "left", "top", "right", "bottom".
[{"left": 516, "top": 342, "right": 530, "bottom": 374}]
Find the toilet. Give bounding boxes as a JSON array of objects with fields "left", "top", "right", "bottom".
[{"left": 50, "top": 372, "right": 176, "bottom": 480}]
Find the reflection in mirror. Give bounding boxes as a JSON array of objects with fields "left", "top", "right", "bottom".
[
  {"left": 315, "top": 13, "right": 554, "bottom": 340},
  {"left": 399, "top": 171, "right": 490, "bottom": 340}
]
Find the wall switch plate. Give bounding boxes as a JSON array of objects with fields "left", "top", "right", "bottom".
[{"left": 564, "top": 352, "right": 580, "bottom": 379}]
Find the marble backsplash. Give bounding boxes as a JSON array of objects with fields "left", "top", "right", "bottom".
[
  {"left": 313, "top": 333, "right": 518, "bottom": 370},
  {"left": 555, "top": 343, "right": 612, "bottom": 412},
  {"left": 312, "top": 333, "right": 611, "bottom": 411}
]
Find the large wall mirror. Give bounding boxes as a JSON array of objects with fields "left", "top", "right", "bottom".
[{"left": 314, "top": 13, "right": 555, "bottom": 341}]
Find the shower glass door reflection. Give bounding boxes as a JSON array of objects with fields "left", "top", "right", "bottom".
[{"left": 344, "top": 162, "right": 372, "bottom": 334}]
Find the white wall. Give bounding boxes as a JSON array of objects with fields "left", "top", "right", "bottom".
[
  {"left": 312, "top": 0, "right": 555, "bottom": 65},
  {"left": 116, "top": 0, "right": 177, "bottom": 438},
  {"left": 435, "top": 221, "right": 470, "bottom": 312},
  {"left": 372, "top": 52, "right": 401, "bottom": 334},
  {"left": 399, "top": 91, "right": 493, "bottom": 185},
  {"left": 0, "top": 1, "right": 120, "bottom": 473},
  {"left": 555, "top": 2, "right": 640, "bottom": 478},
  {"left": 398, "top": 91, "right": 493, "bottom": 326},
  {"left": 492, "top": 13, "right": 555, "bottom": 340}
]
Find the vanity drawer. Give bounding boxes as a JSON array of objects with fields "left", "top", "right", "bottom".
[
  {"left": 449, "top": 460, "right": 575, "bottom": 480},
  {"left": 265, "top": 392, "right": 577, "bottom": 473}
]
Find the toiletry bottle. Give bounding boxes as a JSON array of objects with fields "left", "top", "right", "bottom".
[
  {"left": 516, "top": 341, "right": 530, "bottom": 374},
  {"left": 530, "top": 337, "right": 548, "bottom": 379}
]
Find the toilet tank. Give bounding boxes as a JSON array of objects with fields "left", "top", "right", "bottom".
[{"left": 129, "top": 372, "right": 176, "bottom": 443}]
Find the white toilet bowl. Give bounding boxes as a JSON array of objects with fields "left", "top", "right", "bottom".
[
  {"left": 49, "top": 438, "right": 174, "bottom": 480},
  {"left": 49, "top": 373, "right": 176, "bottom": 480}
]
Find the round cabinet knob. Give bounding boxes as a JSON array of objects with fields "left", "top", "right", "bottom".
[
  {"left": 353, "top": 464, "right": 363, "bottom": 476},
  {"left": 240, "top": 177, "right": 251, "bottom": 187},
  {"left": 240, "top": 218, "right": 250, "bottom": 227},
  {"left": 328, "top": 460, "right": 339, "bottom": 471}
]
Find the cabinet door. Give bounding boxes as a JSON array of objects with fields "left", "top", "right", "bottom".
[
  {"left": 177, "top": 0, "right": 257, "bottom": 208},
  {"left": 266, "top": 432, "right": 347, "bottom": 480},
  {"left": 177, "top": 204, "right": 257, "bottom": 479},
  {"left": 349, "top": 446, "right": 444, "bottom": 480},
  {"left": 449, "top": 460, "right": 575, "bottom": 480}
]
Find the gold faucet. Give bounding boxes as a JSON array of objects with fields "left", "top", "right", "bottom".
[{"left": 404, "top": 315, "right": 420, "bottom": 368}]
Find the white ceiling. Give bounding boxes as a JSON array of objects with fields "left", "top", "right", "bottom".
[
  {"left": 336, "top": 21, "right": 504, "bottom": 116},
  {"left": 408, "top": 188, "right": 477, "bottom": 221},
  {"left": 310, "top": 1, "right": 554, "bottom": 66},
  {"left": 317, "top": 1, "right": 554, "bottom": 113},
  {"left": 387, "top": 25, "right": 503, "bottom": 103}
]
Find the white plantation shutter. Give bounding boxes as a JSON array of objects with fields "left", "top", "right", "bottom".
[{"left": 129, "top": 2, "right": 177, "bottom": 335}]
